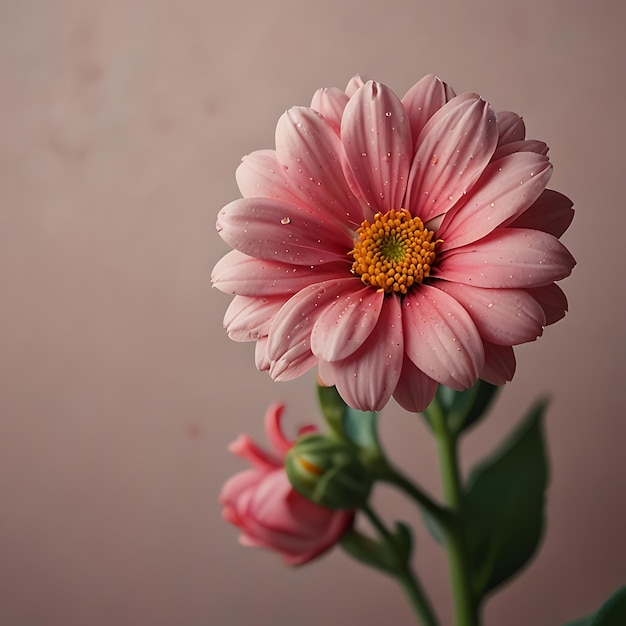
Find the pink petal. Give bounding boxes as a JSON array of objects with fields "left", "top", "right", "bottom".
[
  {"left": 224, "top": 295, "right": 286, "bottom": 341},
  {"left": 219, "top": 469, "right": 262, "bottom": 507},
  {"left": 317, "top": 361, "right": 335, "bottom": 386},
  {"left": 331, "top": 295, "right": 404, "bottom": 411},
  {"left": 480, "top": 342, "right": 516, "bottom": 385},
  {"left": 228, "top": 436, "right": 282, "bottom": 470},
  {"left": 236, "top": 150, "right": 303, "bottom": 205},
  {"left": 507, "top": 188, "right": 574, "bottom": 237},
  {"left": 491, "top": 139, "right": 548, "bottom": 161},
  {"left": 341, "top": 81, "right": 413, "bottom": 214},
  {"left": 212, "top": 250, "right": 349, "bottom": 296},
  {"left": 282, "top": 510, "right": 355, "bottom": 566},
  {"left": 247, "top": 474, "right": 305, "bottom": 534},
  {"left": 217, "top": 198, "right": 352, "bottom": 265},
  {"left": 436, "top": 228, "right": 576, "bottom": 288},
  {"left": 251, "top": 476, "right": 328, "bottom": 537},
  {"left": 269, "top": 350, "right": 318, "bottom": 382},
  {"left": 402, "top": 285, "right": 484, "bottom": 390},
  {"left": 238, "top": 534, "right": 265, "bottom": 548},
  {"left": 393, "top": 355, "right": 438, "bottom": 413},
  {"left": 310, "top": 286, "right": 384, "bottom": 361},
  {"left": 345, "top": 74, "right": 365, "bottom": 97},
  {"left": 435, "top": 282, "right": 546, "bottom": 346},
  {"left": 526, "top": 283, "right": 569, "bottom": 325},
  {"left": 401, "top": 74, "right": 456, "bottom": 152},
  {"left": 438, "top": 152, "right": 552, "bottom": 251},
  {"left": 275, "top": 106, "right": 363, "bottom": 225},
  {"left": 255, "top": 337, "right": 271, "bottom": 371},
  {"left": 310, "top": 87, "right": 349, "bottom": 133},
  {"left": 497, "top": 111, "right": 525, "bottom": 145},
  {"left": 267, "top": 278, "right": 362, "bottom": 381},
  {"left": 264, "top": 402, "right": 294, "bottom": 456},
  {"left": 405, "top": 96, "right": 499, "bottom": 223}
]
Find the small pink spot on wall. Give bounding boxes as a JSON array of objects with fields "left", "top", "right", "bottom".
[{"left": 187, "top": 423, "right": 203, "bottom": 439}]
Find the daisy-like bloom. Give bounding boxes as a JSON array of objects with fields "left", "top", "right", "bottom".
[{"left": 212, "top": 75, "right": 575, "bottom": 412}]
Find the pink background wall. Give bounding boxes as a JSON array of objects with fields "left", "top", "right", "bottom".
[{"left": 1, "top": 1, "right": 625, "bottom": 624}]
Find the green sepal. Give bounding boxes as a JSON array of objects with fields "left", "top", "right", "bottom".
[
  {"left": 285, "top": 433, "right": 372, "bottom": 510},
  {"left": 464, "top": 399, "right": 549, "bottom": 599},
  {"left": 564, "top": 587, "right": 626, "bottom": 626},
  {"left": 339, "top": 522, "right": 413, "bottom": 574},
  {"left": 424, "top": 379, "right": 500, "bottom": 435},
  {"left": 390, "top": 521, "right": 414, "bottom": 567},
  {"left": 317, "top": 384, "right": 380, "bottom": 452},
  {"left": 340, "top": 529, "right": 398, "bottom": 573}
]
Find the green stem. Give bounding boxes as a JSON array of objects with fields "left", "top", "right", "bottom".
[
  {"left": 429, "top": 396, "right": 480, "bottom": 626},
  {"left": 362, "top": 505, "right": 439, "bottom": 626},
  {"left": 363, "top": 454, "right": 451, "bottom": 530}
]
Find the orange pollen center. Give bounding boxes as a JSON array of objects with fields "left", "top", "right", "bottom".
[{"left": 350, "top": 208, "right": 439, "bottom": 295}]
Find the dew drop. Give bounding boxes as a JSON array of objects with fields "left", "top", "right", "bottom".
[{"left": 385, "top": 111, "right": 392, "bottom": 117}]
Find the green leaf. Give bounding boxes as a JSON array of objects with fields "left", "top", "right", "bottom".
[
  {"left": 317, "top": 384, "right": 380, "bottom": 452},
  {"left": 422, "top": 509, "right": 445, "bottom": 545},
  {"left": 464, "top": 399, "right": 549, "bottom": 598},
  {"left": 317, "top": 384, "right": 349, "bottom": 436},
  {"left": 565, "top": 587, "right": 626, "bottom": 626},
  {"left": 425, "top": 379, "right": 500, "bottom": 435},
  {"left": 564, "top": 618, "right": 593, "bottom": 626},
  {"left": 343, "top": 406, "right": 379, "bottom": 450}
]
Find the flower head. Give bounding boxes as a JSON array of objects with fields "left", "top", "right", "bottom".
[
  {"left": 219, "top": 402, "right": 354, "bottom": 565},
  {"left": 213, "top": 75, "right": 575, "bottom": 412}
]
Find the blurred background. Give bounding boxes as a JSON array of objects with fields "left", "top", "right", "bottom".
[{"left": 1, "top": 0, "right": 624, "bottom": 624}]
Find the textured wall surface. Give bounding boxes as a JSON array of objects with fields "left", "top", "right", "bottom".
[{"left": 1, "top": 1, "right": 625, "bottom": 625}]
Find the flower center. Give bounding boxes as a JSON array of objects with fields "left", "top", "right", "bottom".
[{"left": 350, "top": 208, "right": 438, "bottom": 294}]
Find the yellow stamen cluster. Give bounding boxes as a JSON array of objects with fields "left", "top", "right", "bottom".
[{"left": 350, "top": 208, "right": 439, "bottom": 294}]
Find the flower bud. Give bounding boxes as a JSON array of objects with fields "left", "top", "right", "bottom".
[
  {"left": 285, "top": 433, "right": 372, "bottom": 510},
  {"left": 219, "top": 403, "right": 353, "bottom": 565}
]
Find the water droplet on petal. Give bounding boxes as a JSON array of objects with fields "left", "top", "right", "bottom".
[{"left": 281, "top": 217, "right": 291, "bottom": 225}]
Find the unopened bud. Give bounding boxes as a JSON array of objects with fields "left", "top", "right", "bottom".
[{"left": 285, "top": 434, "right": 372, "bottom": 510}]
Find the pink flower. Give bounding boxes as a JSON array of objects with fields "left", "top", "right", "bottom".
[
  {"left": 213, "top": 75, "right": 575, "bottom": 412},
  {"left": 219, "top": 402, "right": 354, "bottom": 565}
]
